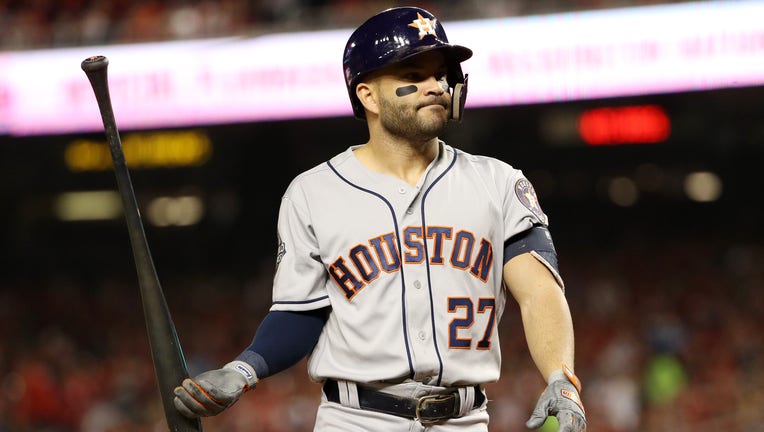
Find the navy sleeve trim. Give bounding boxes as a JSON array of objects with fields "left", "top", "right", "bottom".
[{"left": 236, "top": 307, "right": 329, "bottom": 379}]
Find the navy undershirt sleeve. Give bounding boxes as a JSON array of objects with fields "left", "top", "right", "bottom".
[{"left": 235, "top": 307, "right": 329, "bottom": 379}]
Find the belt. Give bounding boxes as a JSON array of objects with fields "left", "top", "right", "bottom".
[{"left": 323, "top": 379, "right": 486, "bottom": 425}]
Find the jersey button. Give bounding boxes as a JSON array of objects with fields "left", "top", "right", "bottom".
[
  {"left": 413, "top": 280, "right": 421, "bottom": 289},
  {"left": 398, "top": 187, "right": 406, "bottom": 194},
  {"left": 418, "top": 331, "right": 427, "bottom": 340}
]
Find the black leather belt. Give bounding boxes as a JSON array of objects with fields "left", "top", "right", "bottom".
[{"left": 323, "top": 379, "right": 486, "bottom": 424}]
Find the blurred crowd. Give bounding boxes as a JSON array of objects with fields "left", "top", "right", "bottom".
[
  {"left": 0, "top": 0, "right": 701, "bottom": 51},
  {"left": 0, "top": 225, "right": 762, "bottom": 431}
]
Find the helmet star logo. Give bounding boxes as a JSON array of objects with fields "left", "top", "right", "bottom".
[{"left": 408, "top": 13, "right": 438, "bottom": 39}]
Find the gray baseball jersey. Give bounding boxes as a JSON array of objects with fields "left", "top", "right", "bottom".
[{"left": 269, "top": 142, "right": 553, "bottom": 388}]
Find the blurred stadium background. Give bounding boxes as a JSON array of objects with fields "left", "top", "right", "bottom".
[{"left": 1, "top": 0, "right": 763, "bottom": 431}]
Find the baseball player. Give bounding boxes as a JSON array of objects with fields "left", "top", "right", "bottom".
[{"left": 173, "top": 6, "right": 586, "bottom": 431}]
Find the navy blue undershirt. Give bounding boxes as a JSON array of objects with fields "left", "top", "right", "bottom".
[{"left": 236, "top": 308, "right": 329, "bottom": 379}]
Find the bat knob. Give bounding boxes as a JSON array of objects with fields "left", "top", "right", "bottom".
[{"left": 81, "top": 55, "right": 109, "bottom": 72}]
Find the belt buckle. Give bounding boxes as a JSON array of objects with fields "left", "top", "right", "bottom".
[{"left": 415, "top": 393, "right": 456, "bottom": 425}]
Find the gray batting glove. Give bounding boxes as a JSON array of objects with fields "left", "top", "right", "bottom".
[
  {"left": 526, "top": 368, "right": 586, "bottom": 431},
  {"left": 173, "top": 360, "right": 258, "bottom": 418}
]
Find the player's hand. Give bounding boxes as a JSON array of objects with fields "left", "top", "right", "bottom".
[
  {"left": 525, "top": 367, "right": 586, "bottom": 431},
  {"left": 173, "top": 360, "right": 258, "bottom": 418}
]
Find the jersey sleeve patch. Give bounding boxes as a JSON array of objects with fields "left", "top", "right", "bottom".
[
  {"left": 514, "top": 178, "right": 547, "bottom": 223},
  {"left": 276, "top": 233, "right": 287, "bottom": 266}
]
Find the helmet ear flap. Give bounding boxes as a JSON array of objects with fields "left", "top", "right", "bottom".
[{"left": 450, "top": 74, "right": 468, "bottom": 122}]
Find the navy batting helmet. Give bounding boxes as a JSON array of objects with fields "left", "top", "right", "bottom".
[{"left": 342, "top": 7, "right": 473, "bottom": 120}]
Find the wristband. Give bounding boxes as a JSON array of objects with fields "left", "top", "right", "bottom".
[
  {"left": 563, "top": 363, "right": 582, "bottom": 393},
  {"left": 224, "top": 360, "right": 258, "bottom": 390}
]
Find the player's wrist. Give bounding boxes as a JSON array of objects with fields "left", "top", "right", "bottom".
[
  {"left": 548, "top": 363, "right": 582, "bottom": 393},
  {"left": 223, "top": 360, "right": 258, "bottom": 390}
]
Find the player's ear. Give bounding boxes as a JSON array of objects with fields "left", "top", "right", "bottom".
[{"left": 356, "top": 81, "right": 380, "bottom": 117}]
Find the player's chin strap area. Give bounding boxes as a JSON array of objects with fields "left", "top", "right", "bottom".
[
  {"left": 449, "top": 74, "right": 469, "bottom": 123},
  {"left": 323, "top": 379, "right": 485, "bottom": 425}
]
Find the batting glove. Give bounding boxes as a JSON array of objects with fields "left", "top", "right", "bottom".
[
  {"left": 173, "top": 360, "right": 258, "bottom": 418},
  {"left": 526, "top": 365, "right": 586, "bottom": 431}
]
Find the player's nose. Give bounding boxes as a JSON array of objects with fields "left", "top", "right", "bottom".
[{"left": 422, "top": 75, "right": 448, "bottom": 96}]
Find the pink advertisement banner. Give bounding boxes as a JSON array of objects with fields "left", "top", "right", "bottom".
[{"left": 1, "top": 0, "right": 763, "bottom": 136}]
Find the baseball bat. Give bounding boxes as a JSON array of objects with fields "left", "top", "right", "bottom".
[{"left": 81, "top": 55, "right": 202, "bottom": 432}]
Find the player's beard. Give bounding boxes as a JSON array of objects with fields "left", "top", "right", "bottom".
[{"left": 378, "top": 94, "right": 449, "bottom": 141}]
